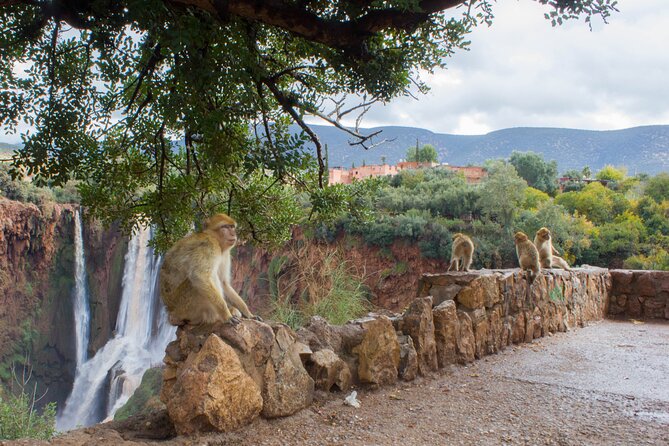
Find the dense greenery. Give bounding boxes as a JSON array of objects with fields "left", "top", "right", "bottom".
[
  {"left": 320, "top": 156, "right": 668, "bottom": 270},
  {"left": 0, "top": 367, "right": 56, "bottom": 441},
  {"left": 0, "top": 0, "right": 618, "bottom": 250},
  {"left": 406, "top": 143, "right": 439, "bottom": 163}
]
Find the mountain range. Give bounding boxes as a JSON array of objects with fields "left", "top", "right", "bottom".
[
  {"left": 305, "top": 124, "right": 669, "bottom": 175},
  {"left": 2, "top": 125, "right": 668, "bottom": 175}
]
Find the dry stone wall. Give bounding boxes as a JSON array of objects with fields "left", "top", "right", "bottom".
[
  {"left": 608, "top": 270, "right": 669, "bottom": 320},
  {"left": 160, "top": 267, "right": 614, "bottom": 434}
]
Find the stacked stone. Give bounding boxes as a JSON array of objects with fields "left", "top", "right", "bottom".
[
  {"left": 159, "top": 267, "right": 612, "bottom": 435},
  {"left": 609, "top": 270, "right": 669, "bottom": 319}
]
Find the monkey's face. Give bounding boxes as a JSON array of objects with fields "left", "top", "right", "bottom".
[
  {"left": 217, "top": 223, "right": 237, "bottom": 248},
  {"left": 536, "top": 227, "right": 550, "bottom": 241}
]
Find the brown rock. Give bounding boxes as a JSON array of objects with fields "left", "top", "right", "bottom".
[
  {"left": 351, "top": 316, "right": 400, "bottom": 386},
  {"left": 163, "top": 334, "right": 262, "bottom": 435},
  {"left": 456, "top": 279, "right": 485, "bottom": 310},
  {"left": 430, "top": 284, "right": 462, "bottom": 307},
  {"left": 635, "top": 271, "right": 657, "bottom": 296},
  {"left": 510, "top": 313, "right": 526, "bottom": 344},
  {"left": 470, "top": 308, "right": 489, "bottom": 359},
  {"left": 261, "top": 324, "right": 315, "bottom": 418},
  {"left": 456, "top": 310, "right": 475, "bottom": 364},
  {"left": 433, "top": 300, "right": 458, "bottom": 367},
  {"left": 401, "top": 297, "right": 438, "bottom": 374},
  {"left": 627, "top": 296, "right": 642, "bottom": 318},
  {"left": 306, "top": 349, "right": 352, "bottom": 392},
  {"left": 397, "top": 335, "right": 418, "bottom": 381},
  {"left": 643, "top": 296, "right": 667, "bottom": 320},
  {"left": 610, "top": 270, "right": 634, "bottom": 294}
]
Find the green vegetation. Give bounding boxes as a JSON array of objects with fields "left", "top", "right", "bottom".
[
  {"left": 0, "top": 1, "right": 616, "bottom": 250},
  {"left": 318, "top": 155, "right": 668, "bottom": 270},
  {"left": 406, "top": 143, "right": 439, "bottom": 163},
  {"left": 268, "top": 247, "right": 370, "bottom": 330},
  {"left": 114, "top": 367, "right": 164, "bottom": 421},
  {"left": 0, "top": 366, "right": 56, "bottom": 441}
]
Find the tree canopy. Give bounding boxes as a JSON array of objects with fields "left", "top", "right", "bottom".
[
  {"left": 0, "top": 0, "right": 619, "bottom": 249},
  {"left": 406, "top": 143, "right": 438, "bottom": 163},
  {"left": 508, "top": 150, "right": 558, "bottom": 194}
]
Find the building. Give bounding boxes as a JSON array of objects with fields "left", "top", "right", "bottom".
[{"left": 328, "top": 162, "right": 486, "bottom": 185}]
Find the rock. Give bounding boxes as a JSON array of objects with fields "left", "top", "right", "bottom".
[
  {"left": 351, "top": 316, "right": 400, "bottom": 386},
  {"left": 430, "top": 283, "right": 462, "bottom": 307},
  {"left": 643, "top": 296, "right": 667, "bottom": 320},
  {"left": 401, "top": 297, "right": 438, "bottom": 374},
  {"left": 433, "top": 300, "right": 458, "bottom": 367},
  {"left": 397, "top": 335, "right": 418, "bottom": 381},
  {"left": 456, "top": 310, "right": 475, "bottom": 364},
  {"left": 162, "top": 334, "right": 262, "bottom": 435},
  {"left": 510, "top": 313, "right": 526, "bottom": 344},
  {"left": 470, "top": 308, "right": 488, "bottom": 359},
  {"left": 306, "top": 349, "right": 352, "bottom": 392},
  {"left": 261, "top": 324, "right": 315, "bottom": 418}
]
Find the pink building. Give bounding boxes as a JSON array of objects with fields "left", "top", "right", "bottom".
[
  {"left": 328, "top": 164, "right": 399, "bottom": 185},
  {"left": 444, "top": 165, "right": 488, "bottom": 184}
]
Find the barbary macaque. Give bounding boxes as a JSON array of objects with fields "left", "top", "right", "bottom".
[
  {"left": 514, "top": 231, "right": 541, "bottom": 285},
  {"left": 534, "top": 227, "right": 571, "bottom": 270},
  {"left": 159, "top": 213, "right": 259, "bottom": 326},
  {"left": 447, "top": 233, "right": 474, "bottom": 272}
]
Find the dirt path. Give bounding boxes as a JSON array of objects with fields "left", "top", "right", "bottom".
[{"left": 6, "top": 320, "right": 669, "bottom": 446}]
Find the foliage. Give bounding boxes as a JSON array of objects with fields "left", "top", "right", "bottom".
[
  {"left": 555, "top": 182, "right": 629, "bottom": 225},
  {"left": 0, "top": 0, "right": 617, "bottom": 248},
  {"left": 0, "top": 365, "right": 56, "bottom": 441},
  {"left": 522, "top": 187, "right": 550, "bottom": 210},
  {"left": 114, "top": 367, "right": 164, "bottom": 421},
  {"left": 406, "top": 143, "right": 438, "bottom": 163},
  {"left": 509, "top": 151, "right": 558, "bottom": 194},
  {"left": 0, "top": 164, "right": 79, "bottom": 205},
  {"left": 596, "top": 164, "right": 627, "bottom": 182},
  {"left": 269, "top": 246, "right": 369, "bottom": 329},
  {"left": 624, "top": 248, "right": 669, "bottom": 271},
  {"left": 644, "top": 173, "right": 669, "bottom": 203},
  {"left": 477, "top": 161, "right": 527, "bottom": 231}
]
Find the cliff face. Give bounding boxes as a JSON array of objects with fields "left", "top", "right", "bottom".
[
  {"left": 0, "top": 198, "right": 126, "bottom": 411},
  {"left": 0, "top": 198, "right": 77, "bottom": 407}
]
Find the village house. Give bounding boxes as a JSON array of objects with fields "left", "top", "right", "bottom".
[{"left": 328, "top": 162, "right": 486, "bottom": 185}]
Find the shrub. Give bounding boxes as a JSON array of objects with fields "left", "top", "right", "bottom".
[{"left": 0, "top": 365, "right": 56, "bottom": 441}]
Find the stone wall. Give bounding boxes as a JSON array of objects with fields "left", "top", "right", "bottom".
[
  {"left": 160, "top": 267, "right": 613, "bottom": 434},
  {"left": 608, "top": 270, "right": 669, "bottom": 320}
]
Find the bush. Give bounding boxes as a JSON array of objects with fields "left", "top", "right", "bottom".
[{"left": 0, "top": 366, "right": 56, "bottom": 441}]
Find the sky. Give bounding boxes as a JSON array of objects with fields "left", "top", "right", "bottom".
[
  {"left": 2, "top": 0, "right": 668, "bottom": 144},
  {"left": 344, "top": 0, "right": 669, "bottom": 135}
]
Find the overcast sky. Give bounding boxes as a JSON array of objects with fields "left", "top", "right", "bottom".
[{"left": 347, "top": 0, "right": 669, "bottom": 135}]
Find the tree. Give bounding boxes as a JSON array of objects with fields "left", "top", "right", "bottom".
[
  {"left": 406, "top": 143, "right": 438, "bottom": 163},
  {"left": 0, "top": 0, "right": 618, "bottom": 248},
  {"left": 596, "top": 165, "right": 626, "bottom": 182},
  {"left": 644, "top": 172, "right": 669, "bottom": 203},
  {"left": 508, "top": 151, "right": 558, "bottom": 194},
  {"left": 477, "top": 160, "right": 527, "bottom": 231}
]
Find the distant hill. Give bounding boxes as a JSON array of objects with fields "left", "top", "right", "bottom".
[
  {"left": 302, "top": 124, "right": 669, "bottom": 175},
  {"left": 3, "top": 125, "right": 668, "bottom": 175},
  {"left": 0, "top": 142, "right": 20, "bottom": 158}
]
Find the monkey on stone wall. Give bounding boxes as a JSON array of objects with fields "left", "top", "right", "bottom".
[
  {"left": 448, "top": 233, "right": 474, "bottom": 272},
  {"left": 534, "top": 227, "right": 571, "bottom": 270},
  {"left": 514, "top": 231, "right": 541, "bottom": 285},
  {"left": 159, "top": 213, "right": 260, "bottom": 326}
]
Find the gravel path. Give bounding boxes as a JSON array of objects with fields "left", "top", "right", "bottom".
[{"left": 6, "top": 320, "right": 668, "bottom": 446}]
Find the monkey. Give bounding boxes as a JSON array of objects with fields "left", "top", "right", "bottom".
[
  {"left": 534, "top": 227, "right": 571, "bottom": 270},
  {"left": 447, "top": 233, "right": 474, "bottom": 272},
  {"left": 514, "top": 231, "right": 541, "bottom": 285},
  {"left": 159, "top": 213, "right": 259, "bottom": 326}
]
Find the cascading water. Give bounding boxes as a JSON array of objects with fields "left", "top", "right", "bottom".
[
  {"left": 73, "top": 209, "right": 91, "bottom": 367},
  {"left": 56, "top": 226, "right": 175, "bottom": 431}
]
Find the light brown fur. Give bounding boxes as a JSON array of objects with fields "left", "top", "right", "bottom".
[
  {"left": 515, "top": 231, "right": 541, "bottom": 285},
  {"left": 534, "top": 227, "right": 570, "bottom": 270},
  {"left": 159, "top": 213, "right": 257, "bottom": 326},
  {"left": 448, "top": 233, "right": 474, "bottom": 272}
]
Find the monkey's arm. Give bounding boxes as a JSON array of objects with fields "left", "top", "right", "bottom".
[
  {"left": 552, "top": 246, "right": 561, "bottom": 256},
  {"left": 222, "top": 281, "right": 258, "bottom": 319},
  {"left": 189, "top": 271, "right": 234, "bottom": 321}
]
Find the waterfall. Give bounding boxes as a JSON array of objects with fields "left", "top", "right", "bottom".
[
  {"left": 73, "top": 209, "right": 91, "bottom": 367},
  {"left": 56, "top": 226, "right": 175, "bottom": 431}
]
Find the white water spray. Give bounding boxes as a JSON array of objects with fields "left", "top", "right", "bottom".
[
  {"left": 73, "top": 209, "right": 91, "bottom": 367},
  {"left": 56, "top": 226, "right": 175, "bottom": 431}
]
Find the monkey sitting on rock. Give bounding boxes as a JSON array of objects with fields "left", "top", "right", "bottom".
[
  {"left": 514, "top": 231, "right": 541, "bottom": 285},
  {"left": 534, "top": 227, "right": 571, "bottom": 270},
  {"left": 159, "top": 213, "right": 260, "bottom": 326},
  {"left": 448, "top": 233, "right": 474, "bottom": 272}
]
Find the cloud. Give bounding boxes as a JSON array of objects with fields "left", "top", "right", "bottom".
[{"left": 360, "top": 0, "right": 669, "bottom": 134}]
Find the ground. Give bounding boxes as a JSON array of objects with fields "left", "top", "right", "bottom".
[{"left": 3, "top": 320, "right": 668, "bottom": 446}]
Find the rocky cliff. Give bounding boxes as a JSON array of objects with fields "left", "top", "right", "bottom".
[{"left": 0, "top": 198, "right": 126, "bottom": 411}]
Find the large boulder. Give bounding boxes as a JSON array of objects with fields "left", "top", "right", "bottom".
[
  {"left": 306, "top": 348, "right": 352, "bottom": 392},
  {"left": 351, "top": 316, "right": 401, "bottom": 386},
  {"left": 162, "top": 334, "right": 263, "bottom": 435},
  {"left": 432, "top": 300, "right": 458, "bottom": 368},
  {"left": 401, "top": 297, "right": 438, "bottom": 374}
]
